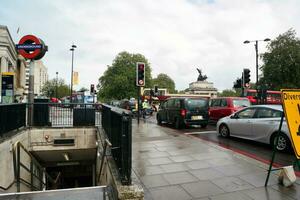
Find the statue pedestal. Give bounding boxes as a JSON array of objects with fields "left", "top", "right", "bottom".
[{"left": 186, "top": 81, "right": 217, "bottom": 98}]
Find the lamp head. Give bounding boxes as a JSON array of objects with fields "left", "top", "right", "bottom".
[
  {"left": 243, "top": 40, "right": 250, "bottom": 44},
  {"left": 264, "top": 38, "right": 271, "bottom": 42}
]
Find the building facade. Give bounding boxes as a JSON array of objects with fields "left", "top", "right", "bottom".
[
  {"left": 0, "top": 25, "right": 23, "bottom": 103},
  {"left": 0, "top": 25, "right": 48, "bottom": 103},
  {"left": 33, "top": 60, "right": 48, "bottom": 96}
]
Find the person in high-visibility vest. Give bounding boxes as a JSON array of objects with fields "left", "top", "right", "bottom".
[{"left": 142, "top": 99, "right": 150, "bottom": 118}]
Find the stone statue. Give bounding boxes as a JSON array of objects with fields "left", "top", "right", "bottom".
[{"left": 197, "top": 68, "right": 207, "bottom": 81}]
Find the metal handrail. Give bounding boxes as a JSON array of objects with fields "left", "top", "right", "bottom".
[
  {"left": 0, "top": 181, "right": 15, "bottom": 191},
  {"left": 12, "top": 141, "right": 56, "bottom": 192},
  {"left": 98, "top": 139, "right": 112, "bottom": 183}
]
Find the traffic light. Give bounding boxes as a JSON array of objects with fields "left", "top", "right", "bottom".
[
  {"left": 233, "top": 78, "right": 242, "bottom": 88},
  {"left": 90, "top": 84, "right": 95, "bottom": 93},
  {"left": 243, "top": 68, "right": 251, "bottom": 85},
  {"left": 136, "top": 62, "right": 145, "bottom": 86},
  {"left": 154, "top": 85, "right": 158, "bottom": 94},
  {"left": 150, "top": 89, "right": 154, "bottom": 96}
]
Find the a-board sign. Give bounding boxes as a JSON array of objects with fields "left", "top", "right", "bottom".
[{"left": 281, "top": 89, "right": 300, "bottom": 159}]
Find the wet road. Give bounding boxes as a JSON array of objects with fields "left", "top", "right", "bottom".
[{"left": 146, "top": 116, "right": 298, "bottom": 171}]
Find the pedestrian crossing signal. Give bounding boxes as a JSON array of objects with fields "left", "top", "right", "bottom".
[{"left": 136, "top": 62, "right": 145, "bottom": 86}]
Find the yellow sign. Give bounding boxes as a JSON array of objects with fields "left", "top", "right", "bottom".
[
  {"left": 281, "top": 89, "right": 300, "bottom": 159},
  {"left": 73, "top": 71, "right": 79, "bottom": 85},
  {"left": 2, "top": 72, "right": 15, "bottom": 76}
]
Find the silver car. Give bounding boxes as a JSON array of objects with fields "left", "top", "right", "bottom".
[{"left": 216, "top": 105, "right": 291, "bottom": 152}]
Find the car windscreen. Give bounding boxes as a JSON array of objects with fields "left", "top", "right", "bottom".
[
  {"left": 232, "top": 99, "right": 250, "bottom": 107},
  {"left": 185, "top": 99, "right": 208, "bottom": 110}
]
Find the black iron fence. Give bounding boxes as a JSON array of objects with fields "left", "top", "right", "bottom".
[
  {"left": 0, "top": 103, "right": 101, "bottom": 136},
  {"left": 101, "top": 104, "right": 132, "bottom": 185},
  {"left": 33, "top": 103, "right": 101, "bottom": 127},
  {"left": 0, "top": 103, "right": 26, "bottom": 136}
]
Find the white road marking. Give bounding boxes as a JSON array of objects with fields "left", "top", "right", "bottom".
[{"left": 184, "top": 131, "right": 216, "bottom": 135}]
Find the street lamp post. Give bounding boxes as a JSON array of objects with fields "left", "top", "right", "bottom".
[
  {"left": 70, "top": 44, "right": 77, "bottom": 103},
  {"left": 244, "top": 38, "right": 270, "bottom": 103},
  {"left": 56, "top": 72, "right": 58, "bottom": 100},
  {"left": 243, "top": 38, "right": 271, "bottom": 87}
]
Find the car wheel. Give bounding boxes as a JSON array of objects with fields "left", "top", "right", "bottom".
[
  {"left": 175, "top": 118, "right": 182, "bottom": 129},
  {"left": 201, "top": 123, "right": 207, "bottom": 128},
  {"left": 157, "top": 114, "right": 162, "bottom": 125},
  {"left": 219, "top": 124, "right": 230, "bottom": 137},
  {"left": 271, "top": 133, "right": 290, "bottom": 152}
]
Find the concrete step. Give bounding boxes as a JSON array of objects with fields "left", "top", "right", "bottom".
[{"left": 0, "top": 186, "right": 107, "bottom": 200}]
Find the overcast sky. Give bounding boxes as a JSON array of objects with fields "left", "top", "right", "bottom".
[{"left": 1, "top": 0, "right": 300, "bottom": 92}]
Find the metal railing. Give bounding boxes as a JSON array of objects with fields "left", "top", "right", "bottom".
[
  {"left": 0, "top": 103, "right": 26, "bottom": 136},
  {"left": 34, "top": 103, "right": 101, "bottom": 127},
  {"left": 0, "top": 103, "right": 101, "bottom": 139},
  {"left": 101, "top": 104, "right": 132, "bottom": 185},
  {"left": 12, "top": 141, "right": 56, "bottom": 192}
]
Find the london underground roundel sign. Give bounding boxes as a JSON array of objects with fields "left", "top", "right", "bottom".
[{"left": 16, "top": 35, "right": 47, "bottom": 60}]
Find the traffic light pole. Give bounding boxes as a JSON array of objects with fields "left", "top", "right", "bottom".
[
  {"left": 241, "top": 71, "right": 245, "bottom": 97},
  {"left": 137, "top": 86, "right": 140, "bottom": 124},
  {"left": 255, "top": 41, "right": 259, "bottom": 105}
]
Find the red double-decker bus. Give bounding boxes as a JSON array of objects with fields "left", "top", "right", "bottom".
[{"left": 245, "top": 89, "right": 281, "bottom": 105}]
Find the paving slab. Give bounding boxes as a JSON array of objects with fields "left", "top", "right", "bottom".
[
  {"left": 169, "top": 155, "right": 195, "bottom": 162},
  {"left": 160, "top": 163, "right": 189, "bottom": 173},
  {"left": 140, "top": 174, "right": 170, "bottom": 188},
  {"left": 148, "top": 157, "right": 173, "bottom": 165},
  {"left": 242, "top": 187, "right": 295, "bottom": 200},
  {"left": 181, "top": 181, "right": 224, "bottom": 198},
  {"left": 163, "top": 171, "right": 198, "bottom": 185},
  {"left": 214, "top": 163, "right": 262, "bottom": 176},
  {"left": 271, "top": 183, "right": 300, "bottom": 199},
  {"left": 209, "top": 191, "right": 252, "bottom": 200},
  {"left": 211, "top": 177, "right": 254, "bottom": 192},
  {"left": 239, "top": 172, "right": 278, "bottom": 187},
  {"left": 185, "top": 160, "right": 211, "bottom": 170},
  {"left": 190, "top": 168, "right": 225, "bottom": 180},
  {"left": 134, "top": 165, "right": 165, "bottom": 176},
  {"left": 149, "top": 185, "right": 191, "bottom": 200}
]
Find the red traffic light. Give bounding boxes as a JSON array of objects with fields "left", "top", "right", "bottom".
[
  {"left": 138, "top": 64, "right": 144, "bottom": 70},
  {"left": 136, "top": 62, "right": 145, "bottom": 86}
]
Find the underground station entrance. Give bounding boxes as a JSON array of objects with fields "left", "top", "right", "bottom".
[
  {"left": 31, "top": 147, "right": 97, "bottom": 190},
  {"left": 46, "top": 164, "right": 94, "bottom": 189}
]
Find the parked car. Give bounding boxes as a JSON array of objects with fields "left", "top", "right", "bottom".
[
  {"left": 50, "top": 97, "right": 60, "bottom": 103},
  {"left": 109, "top": 100, "right": 121, "bottom": 107},
  {"left": 209, "top": 97, "right": 250, "bottom": 123},
  {"left": 216, "top": 105, "right": 291, "bottom": 152},
  {"left": 119, "top": 99, "right": 130, "bottom": 110},
  {"left": 156, "top": 97, "right": 209, "bottom": 129}
]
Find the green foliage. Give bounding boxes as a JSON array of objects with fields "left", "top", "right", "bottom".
[
  {"left": 78, "top": 87, "right": 88, "bottom": 92},
  {"left": 261, "top": 29, "right": 300, "bottom": 90},
  {"left": 218, "top": 89, "right": 240, "bottom": 97},
  {"left": 152, "top": 73, "right": 176, "bottom": 93},
  {"left": 41, "top": 78, "right": 70, "bottom": 98},
  {"left": 97, "top": 51, "right": 152, "bottom": 101}
]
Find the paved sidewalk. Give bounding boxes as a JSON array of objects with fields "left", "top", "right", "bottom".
[{"left": 131, "top": 119, "right": 300, "bottom": 200}]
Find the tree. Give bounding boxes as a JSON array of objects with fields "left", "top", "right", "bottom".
[
  {"left": 97, "top": 51, "right": 152, "bottom": 101},
  {"left": 152, "top": 73, "right": 176, "bottom": 93},
  {"left": 218, "top": 89, "right": 240, "bottom": 97},
  {"left": 41, "top": 78, "right": 70, "bottom": 98},
  {"left": 260, "top": 29, "right": 300, "bottom": 90},
  {"left": 78, "top": 87, "right": 88, "bottom": 93}
]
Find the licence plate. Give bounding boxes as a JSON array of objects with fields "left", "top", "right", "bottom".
[{"left": 191, "top": 116, "right": 203, "bottom": 120}]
